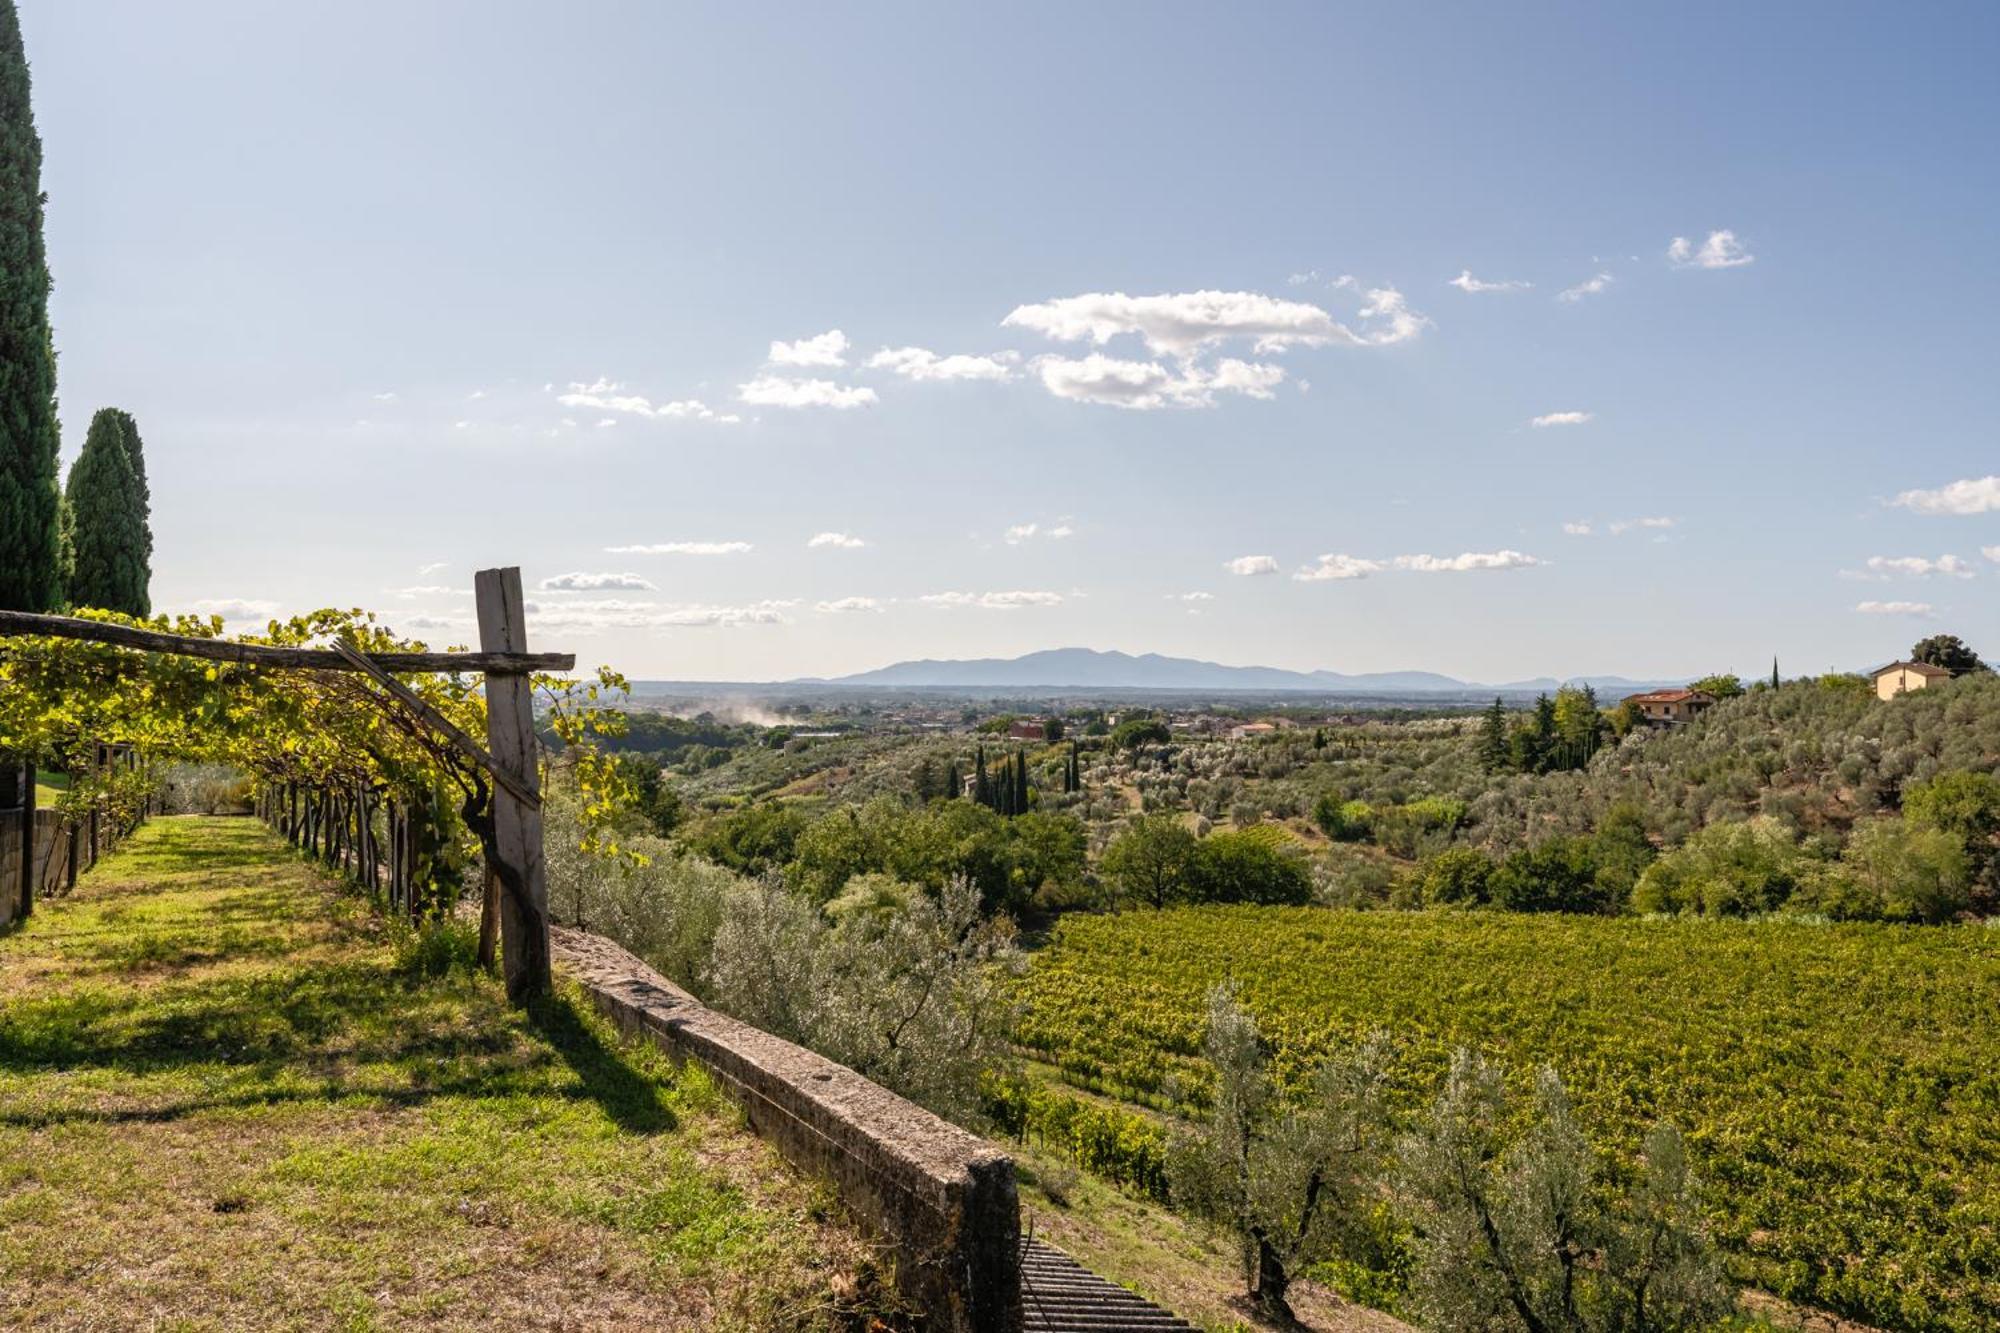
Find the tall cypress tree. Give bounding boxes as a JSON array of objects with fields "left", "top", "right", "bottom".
[
  {"left": 65, "top": 408, "right": 152, "bottom": 615},
  {"left": 974, "top": 746, "right": 991, "bottom": 808},
  {"left": 0, "top": 1, "right": 61, "bottom": 612}
]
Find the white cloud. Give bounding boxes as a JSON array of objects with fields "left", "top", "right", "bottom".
[
  {"left": 1531, "top": 410, "right": 1594, "bottom": 428},
  {"left": 1984, "top": 546, "right": 2000, "bottom": 564},
  {"left": 1225, "top": 555, "right": 1280, "bottom": 577},
  {"left": 1033, "top": 354, "right": 1287, "bottom": 411},
  {"left": 815, "top": 596, "right": 882, "bottom": 614},
  {"left": 1668, "top": 229, "right": 1755, "bottom": 269},
  {"left": 1892, "top": 476, "right": 2000, "bottom": 516},
  {"left": 1449, "top": 270, "right": 1531, "bottom": 294},
  {"left": 919, "top": 590, "right": 1065, "bottom": 609},
  {"left": 1004, "top": 520, "right": 1076, "bottom": 545},
  {"left": 1002, "top": 287, "right": 1428, "bottom": 358},
  {"left": 1391, "top": 550, "right": 1542, "bottom": 573},
  {"left": 385, "top": 584, "right": 467, "bottom": 599},
  {"left": 1294, "top": 553, "right": 1384, "bottom": 582},
  {"left": 1563, "top": 521, "right": 1594, "bottom": 536},
  {"left": 416, "top": 561, "right": 448, "bottom": 576},
  {"left": 539, "top": 571, "right": 657, "bottom": 592},
  {"left": 1861, "top": 555, "right": 1976, "bottom": 579},
  {"left": 371, "top": 391, "right": 399, "bottom": 403},
  {"left": 603, "top": 541, "right": 753, "bottom": 556},
  {"left": 1558, "top": 272, "right": 1614, "bottom": 303},
  {"left": 191, "top": 597, "right": 279, "bottom": 621},
  {"left": 467, "top": 389, "right": 487, "bottom": 401},
  {"left": 767, "top": 329, "right": 849, "bottom": 367},
  {"left": 555, "top": 378, "right": 740, "bottom": 424},
  {"left": 525, "top": 598, "right": 796, "bottom": 630},
  {"left": 866, "top": 347, "right": 1019, "bottom": 382},
  {"left": 1856, "top": 600, "right": 1935, "bottom": 617},
  {"left": 400, "top": 614, "right": 466, "bottom": 632},
  {"left": 1608, "top": 516, "right": 1676, "bottom": 535},
  {"left": 737, "top": 375, "right": 877, "bottom": 410},
  {"left": 807, "top": 532, "right": 866, "bottom": 549},
  {"left": 1172, "top": 591, "right": 1215, "bottom": 602}
]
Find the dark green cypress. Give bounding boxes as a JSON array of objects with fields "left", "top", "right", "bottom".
[
  {"left": 1771, "top": 657, "right": 1780, "bottom": 691},
  {"left": 974, "top": 746, "right": 990, "bottom": 808},
  {"left": 0, "top": 1, "right": 61, "bottom": 613},
  {"left": 944, "top": 758, "right": 960, "bottom": 801},
  {"left": 64, "top": 408, "right": 152, "bottom": 615},
  {"left": 1014, "top": 750, "right": 1029, "bottom": 814}
]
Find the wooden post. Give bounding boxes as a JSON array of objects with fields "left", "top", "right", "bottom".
[
  {"left": 18, "top": 755, "right": 34, "bottom": 920},
  {"left": 474, "top": 567, "right": 550, "bottom": 1005}
]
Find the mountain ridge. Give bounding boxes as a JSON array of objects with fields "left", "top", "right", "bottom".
[{"left": 808, "top": 647, "right": 1687, "bottom": 694}]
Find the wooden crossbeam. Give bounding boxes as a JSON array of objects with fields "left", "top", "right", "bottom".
[
  {"left": 0, "top": 609, "right": 573, "bottom": 675},
  {"left": 329, "top": 638, "right": 541, "bottom": 810}
]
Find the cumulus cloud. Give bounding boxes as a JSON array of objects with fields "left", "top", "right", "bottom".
[
  {"left": 1859, "top": 555, "right": 1976, "bottom": 579},
  {"left": 1985, "top": 546, "right": 2000, "bottom": 564},
  {"left": 1449, "top": 270, "right": 1531, "bottom": 293},
  {"left": 1172, "top": 591, "right": 1215, "bottom": 602},
  {"left": 1033, "top": 354, "right": 1288, "bottom": 411},
  {"left": 555, "top": 378, "right": 741, "bottom": 423},
  {"left": 1856, "top": 600, "right": 1935, "bottom": 617},
  {"left": 603, "top": 541, "right": 753, "bottom": 556},
  {"left": 191, "top": 597, "right": 279, "bottom": 621},
  {"left": 1532, "top": 411, "right": 1594, "bottom": 428},
  {"left": 526, "top": 598, "right": 796, "bottom": 630},
  {"left": 807, "top": 532, "right": 866, "bottom": 549},
  {"left": 400, "top": 614, "right": 466, "bottom": 632},
  {"left": 767, "top": 329, "right": 849, "bottom": 367},
  {"left": 539, "top": 571, "right": 657, "bottom": 592},
  {"left": 1558, "top": 272, "right": 1614, "bottom": 303},
  {"left": 919, "top": 590, "right": 1065, "bottom": 609},
  {"left": 737, "top": 375, "right": 878, "bottom": 410},
  {"left": 815, "top": 596, "right": 882, "bottom": 614},
  {"left": 866, "top": 347, "right": 1019, "bottom": 382},
  {"left": 386, "top": 584, "right": 467, "bottom": 599},
  {"left": 1608, "top": 516, "right": 1676, "bottom": 536},
  {"left": 1391, "top": 550, "right": 1542, "bottom": 573},
  {"left": 1563, "top": 521, "right": 1594, "bottom": 536},
  {"left": 1225, "top": 555, "right": 1280, "bottom": 576},
  {"left": 1294, "top": 553, "right": 1384, "bottom": 582},
  {"left": 1003, "top": 287, "right": 1428, "bottom": 358},
  {"left": 1668, "top": 230, "right": 1755, "bottom": 269},
  {"left": 1892, "top": 476, "right": 2000, "bottom": 516}
]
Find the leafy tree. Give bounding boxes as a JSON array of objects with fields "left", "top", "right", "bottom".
[
  {"left": 1186, "top": 828, "right": 1313, "bottom": 906},
  {"left": 1688, "top": 674, "right": 1744, "bottom": 700},
  {"left": 1808, "top": 818, "right": 1971, "bottom": 923},
  {"left": 0, "top": 0, "right": 61, "bottom": 613},
  {"left": 1415, "top": 846, "right": 1494, "bottom": 907},
  {"left": 1168, "top": 984, "right": 1392, "bottom": 1322},
  {"left": 1101, "top": 813, "right": 1198, "bottom": 909},
  {"left": 1111, "top": 717, "right": 1172, "bottom": 751},
  {"left": 1044, "top": 715, "right": 1065, "bottom": 743},
  {"left": 1903, "top": 769, "right": 2000, "bottom": 892},
  {"left": 1007, "top": 810, "right": 1086, "bottom": 897},
  {"left": 63, "top": 409, "right": 154, "bottom": 615},
  {"left": 1489, "top": 837, "right": 1612, "bottom": 914},
  {"left": 1313, "top": 793, "right": 1373, "bottom": 842},
  {"left": 610, "top": 753, "right": 681, "bottom": 837},
  {"left": 1911, "top": 634, "right": 1986, "bottom": 676},
  {"left": 1631, "top": 817, "right": 1809, "bottom": 917},
  {"left": 1400, "top": 1053, "right": 1729, "bottom": 1333},
  {"left": 1587, "top": 802, "right": 1657, "bottom": 906}
]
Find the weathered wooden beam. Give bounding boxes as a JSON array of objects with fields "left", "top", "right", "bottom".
[
  {"left": 476, "top": 568, "right": 551, "bottom": 1006},
  {"left": 329, "top": 638, "right": 540, "bottom": 810},
  {"left": 18, "top": 755, "right": 34, "bottom": 921},
  {"left": 0, "top": 609, "right": 573, "bottom": 674}
]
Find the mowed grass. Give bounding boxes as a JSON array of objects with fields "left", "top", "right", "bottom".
[{"left": 0, "top": 817, "right": 885, "bottom": 1331}]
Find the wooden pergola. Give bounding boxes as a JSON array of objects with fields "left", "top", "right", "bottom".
[{"left": 0, "top": 567, "right": 572, "bottom": 1004}]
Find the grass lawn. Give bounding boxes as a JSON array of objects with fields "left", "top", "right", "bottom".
[{"left": 0, "top": 816, "right": 886, "bottom": 1331}]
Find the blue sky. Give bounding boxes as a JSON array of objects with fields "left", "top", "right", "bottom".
[{"left": 27, "top": 1, "right": 2000, "bottom": 682}]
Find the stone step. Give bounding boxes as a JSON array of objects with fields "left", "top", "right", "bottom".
[{"left": 1020, "top": 1240, "right": 1197, "bottom": 1333}]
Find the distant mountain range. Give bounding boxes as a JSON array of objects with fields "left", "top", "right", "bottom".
[{"left": 812, "top": 648, "right": 1684, "bottom": 695}]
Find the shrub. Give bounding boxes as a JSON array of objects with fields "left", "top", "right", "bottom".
[
  {"left": 1415, "top": 847, "right": 1494, "bottom": 907},
  {"left": 1489, "top": 837, "right": 1612, "bottom": 914},
  {"left": 1186, "top": 828, "right": 1314, "bottom": 905},
  {"left": 1632, "top": 817, "right": 1812, "bottom": 917},
  {"left": 1315, "top": 795, "right": 1375, "bottom": 842}
]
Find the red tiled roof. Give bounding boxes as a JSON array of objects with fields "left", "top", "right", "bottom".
[
  {"left": 1870, "top": 660, "right": 1952, "bottom": 679},
  {"left": 1626, "top": 688, "right": 1713, "bottom": 704}
]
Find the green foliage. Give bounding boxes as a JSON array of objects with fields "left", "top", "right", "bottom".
[
  {"left": 1798, "top": 817, "right": 1971, "bottom": 923},
  {"left": 0, "top": 0, "right": 61, "bottom": 613},
  {"left": 1101, "top": 813, "right": 1199, "bottom": 908},
  {"left": 1631, "top": 817, "right": 1814, "bottom": 916},
  {"left": 1186, "top": 827, "right": 1314, "bottom": 906},
  {"left": 63, "top": 408, "right": 152, "bottom": 616},
  {"left": 1017, "top": 905, "right": 2000, "bottom": 1331},
  {"left": 680, "top": 802, "right": 809, "bottom": 876},
  {"left": 610, "top": 752, "right": 683, "bottom": 836},
  {"left": 1489, "top": 837, "right": 1614, "bottom": 914},
  {"left": 1111, "top": 717, "right": 1172, "bottom": 750},
  {"left": 1689, "top": 673, "right": 1746, "bottom": 699},
  {"left": 985, "top": 1075, "right": 1169, "bottom": 1199},
  {"left": 1315, "top": 794, "right": 1375, "bottom": 842},
  {"left": 1414, "top": 847, "right": 1494, "bottom": 907},
  {"left": 1911, "top": 633, "right": 1987, "bottom": 676},
  {"left": 1903, "top": 769, "right": 2000, "bottom": 893}
]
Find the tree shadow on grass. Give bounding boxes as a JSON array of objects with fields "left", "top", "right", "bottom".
[{"left": 529, "top": 991, "right": 678, "bottom": 1135}]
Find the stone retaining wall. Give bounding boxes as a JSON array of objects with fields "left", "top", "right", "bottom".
[{"left": 553, "top": 926, "right": 1023, "bottom": 1333}]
